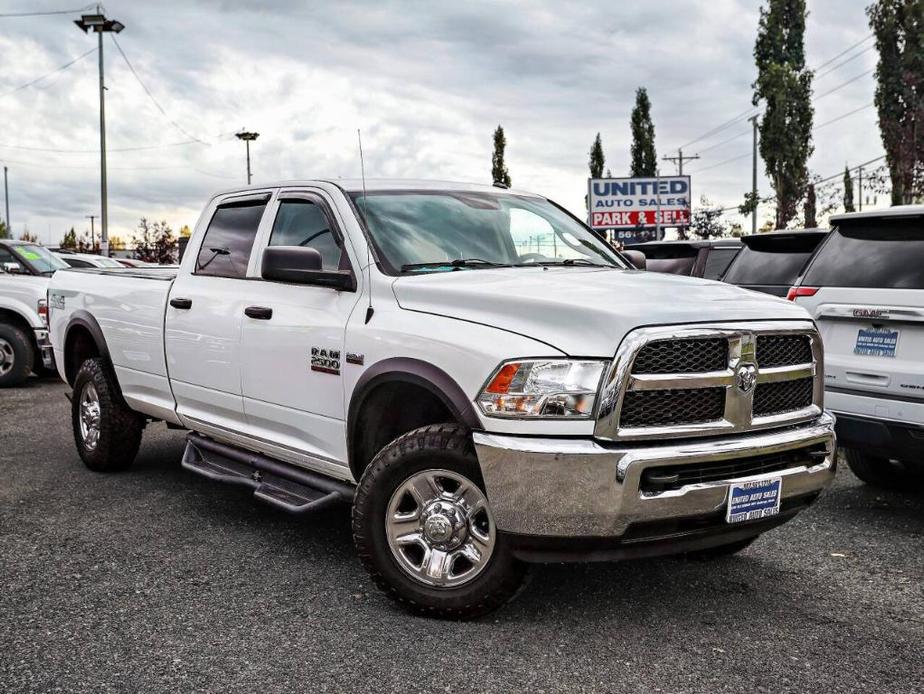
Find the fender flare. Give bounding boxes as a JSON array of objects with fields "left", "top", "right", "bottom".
[
  {"left": 0, "top": 296, "right": 41, "bottom": 330},
  {"left": 63, "top": 310, "right": 112, "bottom": 382},
  {"left": 347, "top": 357, "right": 482, "bottom": 466}
]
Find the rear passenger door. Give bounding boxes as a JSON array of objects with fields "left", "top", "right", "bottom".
[
  {"left": 166, "top": 192, "right": 271, "bottom": 433},
  {"left": 239, "top": 190, "right": 362, "bottom": 472}
]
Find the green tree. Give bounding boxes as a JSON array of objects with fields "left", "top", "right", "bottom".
[
  {"left": 868, "top": 0, "right": 924, "bottom": 204},
  {"left": 804, "top": 182, "right": 817, "bottom": 227},
  {"left": 0, "top": 220, "right": 9, "bottom": 239},
  {"left": 19, "top": 229, "right": 38, "bottom": 242},
  {"left": 589, "top": 133, "right": 606, "bottom": 178},
  {"left": 134, "top": 218, "right": 177, "bottom": 265},
  {"left": 491, "top": 125, "right": 511, "bottom": 187},
  {"left": 843, "top": 166, "right": 856, "bottom": 212},
  {"left": 690, "top": 196, "right": 727, "bottom": 239},
  {"left": 60, "top": 227, "right": 78, "bottom": 249},
  {"left": 753, "top": 0, "right": 814, "bottom": 228},
  {"left": 629, "top": 88, "right": 657, "bottom": 176}
]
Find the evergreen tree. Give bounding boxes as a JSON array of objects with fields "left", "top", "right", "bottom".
[
  {"left": 843, "top": 166, "right": 856, "bottom": 212},
  {"left": 690, "top": 196, "right": 727, "bottom": 239},
  {"left": 803, "top": 183, "right": 817, "bottom": 227},
  {"left": 134, "top": 218, "right": 177, "bottom": 264},
  {"left": 629, "top": 88, "right": 657, "bottom": 177},
  {"left": 753, "top": 0, "right": 814, "bottom": 228},
  {"left": 589, "top": 133, "right": 605, "bottom": 178},
  {"left": 0, "top": 220, "right": 9, "bottom": 239},
  {"left": 867, "top": 0, "right": 924, "bottom": 204},
  {"left": 60, "top": 227, "right": 78, "bottom": 249},
  {"left": 491, "top": 125, "right": 511, "bottom": 187}
]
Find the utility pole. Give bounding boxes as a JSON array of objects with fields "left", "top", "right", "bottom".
[
  {"left": 858, "top": 166, "right": 864, "bottom": 211},
  {"left": 3, "top": 166, "right": 9, "bottom": 235},
  {"left": 86, "top": 215, "right": 98, "bottom": 250},
  {"left": 75, "top": 9, "right": 125, "bottom": 258},
  {"left": 235, "top": 131, "right": 259, "bottom": 185},
  {"left": 749, "top": 115, "right": 758, "bottom": 234},
  {"left": 662, "top": 148, "right": 699, "bottom": 176}
]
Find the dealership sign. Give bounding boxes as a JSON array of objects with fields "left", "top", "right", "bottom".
[{"left": 588, "top": 176, "right": 691, "bottom": 231}]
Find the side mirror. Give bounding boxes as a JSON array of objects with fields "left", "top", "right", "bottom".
[
  {"left": 623, "top": 250, "right": 647, "bottom": 270},
  {"left": 1, "top": 262, "right": 25, "bottom": 275},
  {"left": 262, "top": 246, "right": 356, "bottom": 291}
]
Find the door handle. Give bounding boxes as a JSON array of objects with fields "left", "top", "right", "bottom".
[
  {"left": 170, "top": 297, "right": 192, "bottom": 310},
  {"left": 245, "top": 306, "right": 273, "bottom": 320}
]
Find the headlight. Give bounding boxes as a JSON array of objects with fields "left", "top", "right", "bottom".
[{"left": 477, "top": 359, "right": 608, "bottom": 418}]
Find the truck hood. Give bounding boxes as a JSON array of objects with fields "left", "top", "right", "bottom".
[{"left": 392, "top": 267, "right": 811, "bottom": 356}]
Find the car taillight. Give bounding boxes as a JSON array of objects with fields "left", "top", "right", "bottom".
[
  {"left": 37, "top": 298, "right": 48, "bottom": 326},
  {"left": 786, "top": 286, "right": 818, "bottom": 301}
]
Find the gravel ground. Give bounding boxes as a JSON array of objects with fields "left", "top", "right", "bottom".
[{"left": 1, "top": 378, "right": 922, "bottom": 693}]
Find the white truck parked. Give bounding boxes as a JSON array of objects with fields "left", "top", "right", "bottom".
[
  {"left": 48, "top": 180, "right": 836, "bottom": 618},
  {"left": 788, "top": 205, "right": 924, "bottom": 489},
  {"left": 0, "top": 240, "right": 65, "bottom": 386}
]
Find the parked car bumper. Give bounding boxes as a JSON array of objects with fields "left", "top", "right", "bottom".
[
  {"left": 827, "top": 388, "right": 924, "bottom": 461},
  {"left": 473, "top": 412, "right": 836, "bottom": 556},
  {"left": 34, "top": 328, "right": 55, "bottom": 370}
]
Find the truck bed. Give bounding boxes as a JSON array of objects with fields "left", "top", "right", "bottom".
[{"left": 49, "top": 267, "right": 179, "bottom": 423}]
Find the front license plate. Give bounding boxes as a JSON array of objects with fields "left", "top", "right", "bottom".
[
  {"left": 854, "top": 327, "right": 899, "bottom": 358},
  {"left": 726, "top": 477, "right": 782, "bottom": 524}
]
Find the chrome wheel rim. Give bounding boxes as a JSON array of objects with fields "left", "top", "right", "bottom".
[
  {"left": 0, "top": 338, "right": 13, "bottom": 377},
  {"left": 78, "top": 382, "right": 101, "bottom": 451},
  {"left": 386, "top": 469, "right": 496, "bottom": 588}
]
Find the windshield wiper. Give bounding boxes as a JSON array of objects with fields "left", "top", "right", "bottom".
[
  {"left": 401, "top": 258, "right": 510, "bottom": 272},
  {"left": 514, "top": 258, "right": 609, "bottom": 267}
]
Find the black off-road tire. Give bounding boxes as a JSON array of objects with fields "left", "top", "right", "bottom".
[
  {"left": 352, "top": 423, "right": 526, "bottom": 620},
  {"left": 685, "top": 535, "right": 758, "bottom": 560},
  {"left": 71, "top": 358, "right": 144, "bottom": 472},
  {"left": 842, "top": 448, "right": 915, "bottom": 490},
  {"left": 0, "top": 323, "right": 34, "bottom": 388}
]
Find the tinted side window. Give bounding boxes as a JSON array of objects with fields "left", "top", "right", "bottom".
[
  {"left": 702, "top": 248, "right": 740, "bottom": 280},
  {"left": 803, "top": 219, "right": 924, "bottom": 289},
  {"left": 196, "top": 200, "right": 267, "bottom": 278},
  {"left": 723, "top": 247, "right": 813, "bottom": 285},
  {"left": 269, "top": 200, "right": 342, "bottom": 270},
  {"left": 0, "top": 248, "right": 23, "bottom": 270},
  {"left": 65, "top": 258, "right": 93, "bottom": 268}
]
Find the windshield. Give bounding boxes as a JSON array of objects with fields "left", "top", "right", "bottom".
[
  {"left": 349, "top": 191, "right": 625, "bottom": 273},
  {"left": 10, "top": 244, "right": 69, "bottom": 275},
  {"left": 802, "top": 219, "right": 924, "bottom": 289},
  {"left": 723, "top": 244, "right": 814, "bottom": 286}
]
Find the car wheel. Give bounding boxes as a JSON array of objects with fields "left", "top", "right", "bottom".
[
  {"left": 685, "top": 536, "right": 758, "bottom": 560},
  {"left": 71, "top": 358, "right": 145, "bottom": 472},
  {"left": 352, "top": 423, "right": 526, "bottom": 619},
  {"left": 0, "top": 323, "right": 34, "bottom": 388},
  {"left": 842, "top": 448, "right": 918, "bottom": 490}
]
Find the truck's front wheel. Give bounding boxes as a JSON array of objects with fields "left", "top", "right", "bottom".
[
  {"left": 71, "top": 358, "right": 144, "bottom": 472},
  {"left": 352, "top": 424, "right": 526, "bottom": 619}
]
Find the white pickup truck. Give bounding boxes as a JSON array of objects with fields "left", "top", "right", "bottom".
[
  {"left": 49, "top": 179, "right": 836, "bottom": 618},
  {"left": 0, "top": 240, "right": 65, "bottom": 386}
]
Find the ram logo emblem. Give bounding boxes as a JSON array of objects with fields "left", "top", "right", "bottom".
[{"left": 736, "top": 364, "right": 757, "bottom": 393}]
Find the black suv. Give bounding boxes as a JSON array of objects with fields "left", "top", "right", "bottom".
[
  {"left": 623, "top": 239, "right": 742, "bottom": 280},
  {"left": 720, "top": 229, "right": 828, "bottom": 296}
]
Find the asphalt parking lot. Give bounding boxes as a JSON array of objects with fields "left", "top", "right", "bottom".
[{"left": 1, "top": 378, "right": 922, "bottom": 693}]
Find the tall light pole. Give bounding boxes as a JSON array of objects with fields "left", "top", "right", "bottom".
[
  {"left": 3, "top": 165, "right": 9, "bottom": 235},
  {"left": 74, "top": 9, "right": 124, "bottom": 257},
  {"left": 749, "top": 115, "right": 758, "bottom": 234},
  {"left": 235, "top": 130, "right": 259, "bottom": 185},
  {"left": 86, "top": 215, "right": 98, "bottom": 250}
]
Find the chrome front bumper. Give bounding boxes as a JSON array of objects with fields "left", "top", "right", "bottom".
[
  {"left": 34, "top": 329, "right": 55, "bottom": 370},
  {"left": 473, "top": 412, "right": 836, "bottom": 538}
]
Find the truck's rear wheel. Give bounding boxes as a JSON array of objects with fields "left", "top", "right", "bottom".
[
  {"left": 71, "top": 358, "right": 144, "bottom": 472},
  {"left": 352, "top": 424, "right": 526, "bottom": 619},
  {"left": 0, "top": 323, "right": 34, "bottom": 388},
  {"left": 842, "top": 448, "right": 920, "bottom": 490}
]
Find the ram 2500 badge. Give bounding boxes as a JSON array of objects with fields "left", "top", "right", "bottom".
[{"left": 48, "top": 180, "right": 836, "bottom": 618}]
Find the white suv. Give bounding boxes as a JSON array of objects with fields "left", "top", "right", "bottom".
[{"left": 789, "top": 206, "right": 924, "bottom": 488}]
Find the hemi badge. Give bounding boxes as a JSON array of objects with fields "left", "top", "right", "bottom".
[{"left": 346, "top": 353, "right": 365, "bottom": 365}]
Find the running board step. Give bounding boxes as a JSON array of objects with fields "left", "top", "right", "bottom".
[{"left": 182, "top": 432, "right": 354, "bottom": 515}]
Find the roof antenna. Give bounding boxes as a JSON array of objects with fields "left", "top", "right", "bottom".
[{"left": 358, "top": 129, "right": 374, "bottom": 324}]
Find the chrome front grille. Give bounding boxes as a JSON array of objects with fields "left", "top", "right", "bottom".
[{"left": 594, "top": 321, "right": 824, "bottom": 441}]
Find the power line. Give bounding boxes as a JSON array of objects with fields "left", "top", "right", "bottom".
[
  {"left": 814, "top": 68, "right": 875, "bottom": 101},
  {"left": 815, "top": 44, "right": 875, "bottom": 80},
  {"left": 0, "top": 4, "right": 94, "bottom": 18},
  {"left": 0, "top": 46, "right": 96, "bottom": 96},
  {"left": 109, "top": 34, "right": 209, "bottom": 145},
  {"left": 0, "top": 139, "right": 205, "bottom": 153},
  {"left": 811, "top": 33, "right": 873, "bottom": 72},
  {"left": 814, "top": 102, "right": 874, "bottom": 130}
]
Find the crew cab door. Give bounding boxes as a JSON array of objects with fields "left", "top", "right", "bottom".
[
  {"left": 239, "top": 189, "right": 362, "bottom": 468},
  {"left": 165, "top": 192, "right": 272, "bottom": 432}
]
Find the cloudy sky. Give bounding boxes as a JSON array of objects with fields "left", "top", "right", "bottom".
[{"left": 1, "top": 0, "right": 882, "bottom": 245}]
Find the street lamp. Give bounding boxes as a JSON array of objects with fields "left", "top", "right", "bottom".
[
  {"left": 235, "top": 130, "right": 259, "bottom": 185},
  {"left": 74, "top": 10, "right": 124, "bottom": 257}
]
